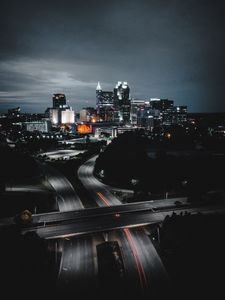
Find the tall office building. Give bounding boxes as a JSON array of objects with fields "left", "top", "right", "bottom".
[
  {"left": 150, "top": 99, "right": 187, "bottom": 126},
  {"left": 130, "top": 100, "right": 149, "bottom": 125},
  {"left": 175, "top": 106, "right": 187, "bottom": 124},
  {"left": 96, "top": 81, "right": 102, "bottom": 106},
  {"left": 150, "top": 98, "right": 174, "bottom": 111},
  {"left": 95, "top": 83, "right": 187, "bottom": 127},
  {"left": 53, "top": 93, "right": 67, "bottom": 108},
  {"left": 114, "top": 81, "right": 131, "bottom": 124},
  {"left": 96, "top": 82, "right": 114, "bottom": 122},
  {"left": 137, "top": 108, "right": 158, "bottom": 129},
  {"left": 49, "top": 93, "right": 75, "bottom": 125}
]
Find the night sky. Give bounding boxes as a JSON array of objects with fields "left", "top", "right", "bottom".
[{"left": 0, "top": 0, "right": 225, "bottom": 113}]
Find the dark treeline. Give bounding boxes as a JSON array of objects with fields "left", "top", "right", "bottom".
[
  {"left": 0, "top": 145, "right": 41, "bottom": 180},
  {"left": 94, "top": 130, "right": 225, "bottom": 200},
  {"left": 160, "top": 213, "right": 225, "bottom": 299},
  {"left": 0, "top": 228, "right": 56, "bottom": 300}
]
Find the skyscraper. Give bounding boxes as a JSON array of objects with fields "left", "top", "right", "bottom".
[
  {"left": 114, "top": 81, "right": 131, "bottom": 124},
  {"left": 96, "top": 82, "right": 114, "bottom": 122},
  {"left": 53, "top": 93, "right": 67, "bottom": 108},
  {"left": 49, "top": 93, "right": 75, "bottom": 125},
  {"left": 130, "top": 100, "right": 149, "bottom": 125},
  {"left": 150, "top": 98, "right": 174, "bottom": 111},
  {"left": 149, "top": 99, "right": 187, "bottom": 126},
  {"left": 96, "top": 81, "right": 102, "bottom": 106}
]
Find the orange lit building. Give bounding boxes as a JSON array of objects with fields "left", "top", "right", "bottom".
[{"left": 77, "top": 124, "right": 92, "bottom": 134}]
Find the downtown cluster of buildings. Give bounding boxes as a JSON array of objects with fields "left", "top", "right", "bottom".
[
  {"left": 0, "top": 81, "right": 188, "bottom": 138},
  {"left": 2, "top": 82, "right": 225, "bottom": 145},
  {"left": 21, "top": 81, "right": 188, "bottom": 133},
  {"left": 18, "top": 81, "right": 188, "bottom": 131},
  {"left": 80, "top": 81, "right": 187, "bottom": 130}
]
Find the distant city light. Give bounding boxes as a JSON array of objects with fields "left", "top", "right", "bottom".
[{"left": 77, "top": 124, "right": 92, "bottom": 134}]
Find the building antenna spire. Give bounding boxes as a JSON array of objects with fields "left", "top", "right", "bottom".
[{"left": 96, "top": 81, "right": 102, "bottom": 91}]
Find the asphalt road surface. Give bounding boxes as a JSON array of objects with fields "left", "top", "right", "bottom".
[
  {"left": 25, "top": 202, "right": 225, "bottom": 239},
  {"left": 40, "top": 149, "right": 86, "bottom": 160},
  {"left": 77, "top": 156, "right": 169, "bottom": 297},
  {"left": 78, "top": 156, "right": 121, "bottom": 206},
  {"left": 42, "top": 162, "right": 84, "bottom": 211},
  {"left": 56, "top": 234, "right": 101, "bottom": 296}
]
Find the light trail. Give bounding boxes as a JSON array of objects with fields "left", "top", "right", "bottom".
[
  {"left": 96, "top": 192, "right": 111, "bottom": 207},
  {"left": 124, "top": 228, "right": 148, "bottom": 290},
  {"left": 96, "top": 191, "right": 148, "bottom": 290}
]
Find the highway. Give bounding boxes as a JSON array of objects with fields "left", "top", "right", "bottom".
[
  {"left": 40, "top": 149, "right": 86, "bottom": 160},
  {"left": 5, "top": 183, "right": 50, "bottom": 193},
  {"left": 77, "top": 156, "right": 169, "bottom": 296},
  {"left": 78, "top": 156, "right": 121, "bottom": 206},
  {"left": 39, "top": 158, "right": 94, "bottom": 296},
  {"left": 19, "top": 202, "right": 225, "bottom": 238},
  {"left": 3, "top": 154, "right": 181, "bottom": 296},
  {"left": 78, "top": 155, "right": 189, "bottom": 207},
  {"left": 37, "top": 158, "right": 93, "bottom": 297},
  {"left": 2, "top": 153, "right": 225, "bottom": 298},
  {"left": 4, "top": 159, "right": 84, "bottom": 212},
  {"left": 41, "top": 162, "right": 84, "bottom": 211},
  {"left": 57, "top": 234, "right": 101, "bottom": 297},
  {"left": 110, "top": 228, "right": 169, "bottom": 299},
  {"left": 30, "top": 197, "right": 190, "bottom": 224}
]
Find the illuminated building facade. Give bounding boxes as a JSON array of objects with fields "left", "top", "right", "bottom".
[
  {"left": 80, "top": 107, "right": 97, "bottom": 122},
  {"left": 23, "top": 120, "right": 51, "bottom": 132},
  {"left": 96, "top": 82, "right": 114, "bottom": 122},
  {"left": 150, "top": 98, "right": 174, "bottom": 111},
  {"left": 49, "top": 94, "right": 75, "bottom": 125},
  {"left": 53, "top": 93, "right": 67, "bottom": 108},
  {"left": 130, "top": 98, "right": 187, "bottom": 128},
  {"left": 137, "top": 107, "right": 160, "bottom": 130},
  {"left": 130, "top": 100, "right": 149, "bottom": 125},
  {"left": 76, "top": 124, "right": 92, "bottom": 134},
  {"left": 113, "top": 81, "right": 131, "bottom": 124},
  {"left": 175, "top": 106, "right": 187, "bottom": 124},
  {"left": 95, "top": 83, "right": 187, "bottom": 127},
  {"left": 79, "top": 109, "right": 89, "bottom": 122},
  {"left": 61, "top": 107, "right": 75, "bottom": 124},
  {"left": 96, "top": 81, "right": 131, "bottom": 123},
  {"left": 149, "top": 99, "right": 187, "bottom": 126},
  {"left": 49, "top": 108, "right": 59, "bottom": 125}
]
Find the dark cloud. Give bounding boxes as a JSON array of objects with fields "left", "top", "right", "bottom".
[{"left": 0, "top": 0, "right": 225, "bottom": 113}]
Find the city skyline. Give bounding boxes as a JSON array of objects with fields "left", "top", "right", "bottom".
[{"left": 0, "top": 0, "right": 225, "bottom": 113}]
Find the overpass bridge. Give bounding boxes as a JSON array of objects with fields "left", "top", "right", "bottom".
[{"left": 1, "top": 200, "right": 225, "bottom": 239}]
